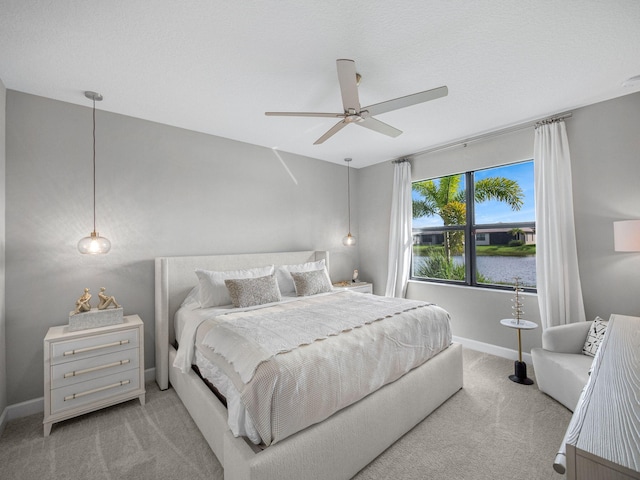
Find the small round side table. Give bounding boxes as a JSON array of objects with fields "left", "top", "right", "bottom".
[{"left": 500, "top": 318, "right": 538, "bottom": 385}]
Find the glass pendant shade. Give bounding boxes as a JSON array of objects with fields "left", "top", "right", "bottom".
[
  {"left": 342, "top": 233, "right": 356, "bottom": 246},
  {"left": 78, "top": 231, "right": 111, "bottom": 254}
]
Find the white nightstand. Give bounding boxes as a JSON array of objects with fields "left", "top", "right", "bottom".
[
  {"left": 332, "top": 282, "right": 373, "bottom": 294},
  {"left": 43, "top": 314, "right": 146, "bottom": 436}
]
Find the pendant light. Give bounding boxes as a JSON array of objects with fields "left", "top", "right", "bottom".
[
  {"left": 77, "top": 91, "right": 111, "bottom": 254},
  {"left": 342, "top": 158, "right": 356, "bottom": 246}
]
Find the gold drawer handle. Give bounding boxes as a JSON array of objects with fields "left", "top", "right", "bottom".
[
  {"left": 64, "top": 380, "right": 131, "bottom": 401},
  {"left": 63, "top": 339, "right": 129, "bottom": 356},
  {"left": 63, "top": 359, "right": 130, "bottom": 378}
]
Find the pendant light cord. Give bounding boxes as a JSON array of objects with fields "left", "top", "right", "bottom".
[
  {"left": 78, "top": 91, "right": 110, "bottom": 254},
  {"left": 92, "top": 96, "right": 97, "bottom": 233},
  {"left": 347, "top": 161, "right": 351, "bottom": 233}
]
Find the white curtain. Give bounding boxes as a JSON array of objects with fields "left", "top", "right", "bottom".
[
  {"left": 385, "top": 160, "right": 413, "bottom": 298},
  {"left": 534, "top": 120, "right": 586, "bottom": 329}
]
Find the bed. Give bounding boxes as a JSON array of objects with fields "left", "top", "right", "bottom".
[{"left": 155, "top": 250, "right": 463, "bottom": 480}]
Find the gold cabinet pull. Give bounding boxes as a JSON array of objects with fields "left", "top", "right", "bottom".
[
  {"left": 63, "top": 359, "right": 130, "bottom": 378},
  {"left": 63, "top": 339, "right": 129, "bottom": 356},
  {"left": 64, "top": 380, "right": 131, "bottom": 401}
]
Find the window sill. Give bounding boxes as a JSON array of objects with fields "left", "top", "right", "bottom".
[{"left": 407, "top": 279, "right": 537, "bottom": 296}]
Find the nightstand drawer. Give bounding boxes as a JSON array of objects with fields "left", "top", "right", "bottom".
[
  {"left": 51, "top": 328, "right": 138, "bottom": 365},
  {"left": 50, "top": 368, "right": 140, "bottom": 415},
  {"left": 51, "top": 347, "right": 140, "bottom": 389}
]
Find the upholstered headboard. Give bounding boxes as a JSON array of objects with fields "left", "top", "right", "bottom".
[{"left": 154, "top": 250, "right": 329, "bottom": 389}]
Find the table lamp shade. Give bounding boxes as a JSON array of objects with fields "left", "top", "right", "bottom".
[{"left": 613, "top": 220, "right": 640, "bottom": 252}]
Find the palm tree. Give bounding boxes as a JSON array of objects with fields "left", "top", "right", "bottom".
[
  {"left": 509, "top": 227, "right": 525, "bottom": 244},
  {"left": 413, "top": 174, "right": 523, "bottom": 260}
]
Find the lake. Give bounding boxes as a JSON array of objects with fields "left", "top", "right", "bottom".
[{"left": 413, "top": 254, "right": 536, "bottom": 288}]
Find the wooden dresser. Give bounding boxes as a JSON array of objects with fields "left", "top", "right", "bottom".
[{"left": 554, "top": 314, "right": 640, "bottom": 479}]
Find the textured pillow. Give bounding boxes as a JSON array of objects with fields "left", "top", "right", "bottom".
[
  {"left": 290, "top": 269, "right": 333, "bottom": 296},
  {"left": 224, "top": 274, "right": 282, "bottom": 308},
  {"left": 195, "top": 265, "right": 274, "bottom": 307},
  {"left": 582, "top": 316, "right": 608, "bottom": 357},
  {"left": 276, "top": 259, "right": 327, "bottom": 295}
]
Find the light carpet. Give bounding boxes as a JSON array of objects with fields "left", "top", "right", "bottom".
[{"left": 0, "top": 348, "right": 571, "bottom": 479}]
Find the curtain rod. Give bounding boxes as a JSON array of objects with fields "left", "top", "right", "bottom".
[{"left": 396, "top": 112, "right": 572, "bottom": 161}]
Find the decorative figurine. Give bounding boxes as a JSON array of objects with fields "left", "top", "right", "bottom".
[
  {"left": 73, "top": 288, "right": 92, "bottom": 315},
  {"left": 511, "top": 277, "right": 524, "bottom": 324},
  {"left": 352, "top": 269, "right": 359, "bottom": 283},
  {"left": 98, "top": 287, "right": 121, "bottom": 310}
]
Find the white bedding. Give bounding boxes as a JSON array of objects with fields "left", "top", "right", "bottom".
[
  {"left": 174, "top": 291, "right": 452, "bottom": 446},
  {"left": 173, "top": 292, "right": 302, "bottom": 374}
]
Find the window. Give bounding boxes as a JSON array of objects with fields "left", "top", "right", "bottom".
[{"left": 411, "top": 160, "right": 536, "bottom": 290}]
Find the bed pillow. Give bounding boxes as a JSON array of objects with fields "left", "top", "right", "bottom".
[
  {"left": 195, "top": 265, "right": 274, "bottom": 308},
  {"left": 224, "top": 274, "right": 282, "bottom": 308},
  {"left": 290, "top": 269, "right": 333, "bottom": 296},
  {"left": 276, "top": 259, "right": 328, "bottom": 295},
  {"left": 180, "top": 284, "right": 201, "bottom": 309},
  {"left": 582, "top": 316, "right": 608, "bottom": 357}
]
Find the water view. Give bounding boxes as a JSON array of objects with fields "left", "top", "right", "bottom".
[{"left": 413, "top": 254, "right": 536, "bottom": 288}]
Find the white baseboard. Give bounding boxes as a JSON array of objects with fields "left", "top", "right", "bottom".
[
  {"left": 6, "top": 396, "right": 44, "bottom": 423},
  {"left": 0, "top": 405, "right": 7, "bottom": 437},
  {"left": 145, "top": 367, "right": 156, "bottom": 384},
  {"left": 0, "top": 367, "right": 157, "bottom": 429},
  {"left": 453, "top": 335, "right": 533, "bottom": 365}
]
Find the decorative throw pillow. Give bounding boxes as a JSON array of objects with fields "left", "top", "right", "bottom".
[
  {"left": 224, "top": 274, "right": 282, "bottom": 308},
  {"left": 276, "top": 259, "right": 327, "bottom": 295},
  {"left": 195, "top": 265, "right": 274, "bottom": 307},
  {"left": 290, "top": 269, "right": 332, "bottom": 296},
  {"left": 582, "top": 316, "right": 608, "bottom": 357}
]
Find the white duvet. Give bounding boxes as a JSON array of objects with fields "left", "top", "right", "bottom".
[{"left": 174, "top": 291, "right": 452, "bottom": 446}]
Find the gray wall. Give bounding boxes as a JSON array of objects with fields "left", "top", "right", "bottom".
[
  {"left": 5, "top": 91, "right": 360, "bottom": 404},
  {"left": 360, "top": 91, "right": 640, "bottom": 354},
  {"left": 570, "top": 92, "right": 640, "bottom": 318},
  {"left": 0, "top": 78, "right": 6, "bottom": 419}
]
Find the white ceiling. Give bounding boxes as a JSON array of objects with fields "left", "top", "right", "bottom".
[{"left": 2, "top": 1, "right": 640, "bottom": 168}]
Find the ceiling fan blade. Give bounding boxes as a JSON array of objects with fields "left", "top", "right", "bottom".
[
  {"left": 357, "top": 117, "right": 402, "bottom": 138},
  {"left": 313, "top": 120, "right": 348, "bottom": 145},
  {"left": 364, "top": 85, "right": 448, "bottom": 116},
  {"left": 265, "top": 111, "right": 344, "bottom": 118},
  {"left": 336, "top": 59, "right": 361, "bottom": 112}
]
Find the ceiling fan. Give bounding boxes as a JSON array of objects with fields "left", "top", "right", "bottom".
[{"left": 265, "top": 59, "right": 448, "bottom": 145}]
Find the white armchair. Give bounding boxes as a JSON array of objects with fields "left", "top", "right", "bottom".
[{"left": 531, "top": 321, "right": 595, "bottom": 411}]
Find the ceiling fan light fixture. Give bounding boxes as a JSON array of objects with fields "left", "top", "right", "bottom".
[{"left": 78, "top": 91, "right": 111, "bottom": 254}]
